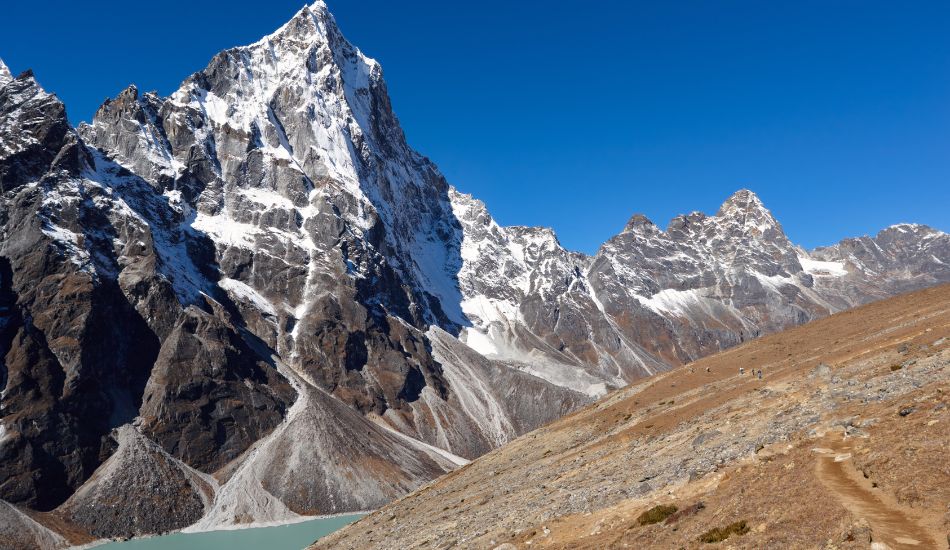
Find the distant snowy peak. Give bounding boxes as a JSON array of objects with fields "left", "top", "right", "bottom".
[
  {"left": 623, "top": 213, "right": 658, "bottom": 234},
  {"left": 449, "top": 184, "right": 872, "bottom": 390},
  {"left": 715, "top": 188, "right": 776, "bottom": 223},
  {"left": 810, "top": 221, "right": 949, "bottom": 283},
  {"left": 606, "top": 189, "right": 795, "bottom": 276},
  {"left": 620, "top": 190, "right": 785, "bottom": 242},
  {"left": 877, "top": 222, "right": 946, "bottom": 242},
  {"left": 713, "top": 189, "right": 783, "bottom": 242},
  {"left": 814, "top": 222, "right": 947, "bottom": 258}
]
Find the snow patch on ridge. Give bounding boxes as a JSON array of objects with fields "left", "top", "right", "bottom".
[
  {"left": 460, "top": 295, "right": 521, "bottom": 332},
  {"left": 635, "top": 288, "right": 702, "bottom": 316},
  {"left": 456, "top": 295, "right": 608, "bottom": 397},
  {"left": 754, "top": 272, "right": 797, "bottom": 292},
  {"left": 799, "top": 255, "right": 848, "bottom": 277},
  {"left": 219, "top": 278, "right": 279, "bottom": 316},
  {"left": 460, "top": 328, "right": 499, "bottom": 356},
  {"left": 0, "top": 58, "right": 12, "bottom": 87},
  {"left": 513, "top": 360, "right": 609, "bottom": 398}
]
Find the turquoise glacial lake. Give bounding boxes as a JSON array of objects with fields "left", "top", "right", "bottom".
[{"left": 96, "top": 514, "right": 364, "bottom": 550}]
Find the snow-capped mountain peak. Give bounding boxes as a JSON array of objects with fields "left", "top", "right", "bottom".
[
  {"left": 0, "top": 58, "right": 12, "bottom": 87},
  {"left": 623, "top": 213, "right": 659, "bottom": 233},
  {"left": 715, "top": 188, "right": 783, "bottom": 237},
  {"left": 2, "top": 2, "right": 948, "bottom": 542},
  {"left": 717, "top": 188, "right": 765, "bottom": 213},
  {"left": 165, "top": 1, "right": 380, "bottom": 188}
]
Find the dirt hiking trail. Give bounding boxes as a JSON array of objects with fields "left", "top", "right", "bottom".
[{"left": 815, "top": 430, "right": 942, "bottom": 549}]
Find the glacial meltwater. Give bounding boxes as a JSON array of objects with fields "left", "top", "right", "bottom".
[{"left": 96, "top": 514, "right": 364, "bottom": 550}]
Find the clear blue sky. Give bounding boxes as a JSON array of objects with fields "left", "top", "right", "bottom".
[{"left": 2, "top": 1, "right": 947, "bottom": 253}]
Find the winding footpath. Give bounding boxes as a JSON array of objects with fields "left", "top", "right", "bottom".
[{"left": 814, "top": 431, "right": 942, "bottom": 549}]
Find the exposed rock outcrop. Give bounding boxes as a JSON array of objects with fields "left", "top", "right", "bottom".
[{"left": 59, "top": 425, "right": 213, "bottom": 538}]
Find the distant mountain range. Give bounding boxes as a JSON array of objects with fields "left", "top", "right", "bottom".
[{"left": 0, "top": 2, "right": 947, "bottom": 545}]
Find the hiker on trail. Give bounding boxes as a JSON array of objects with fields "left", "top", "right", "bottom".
[
  {"left": 757, "top": 370, "right": 762, "bottom": 380},
  {"left": 739, "top": 367, "right": 745, "bottom": 375}
]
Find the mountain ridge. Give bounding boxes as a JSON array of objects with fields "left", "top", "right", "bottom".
[
  {"left": 0, "top": 2, "right": 948, "bottom": 545},
  {"left": 311, "top": 283, "right": 950, "bottom": 550}
]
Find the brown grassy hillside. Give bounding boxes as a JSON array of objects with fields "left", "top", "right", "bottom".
[{"left": 313, "top": 284, "right": 950, "bottom": 550}]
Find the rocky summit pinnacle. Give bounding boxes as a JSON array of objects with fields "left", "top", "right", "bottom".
[
  {"left": 718, "top": 187, "right": 764, "bottom": 212},
  {"left": 623, "top": 213, "right": 657, "bottom": 233},
  {"left": 715, "top": 188, "right": 782, "bottom": 235},
  {"left": 0, "top": 58, "right": 12, "bottom": 87},
  {"left": 0, "top": 69, "right": 88, "bottom": 189},
  {"left": 1, "top": 3, "right": 949, "bottom": 546}
]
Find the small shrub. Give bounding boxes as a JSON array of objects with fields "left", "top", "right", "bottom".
[
  {"left": 890, "top": 364, "right": 902, "bottom": 371},
  {"left": 698, "top": 520, "right": 750, "bottom": 543},
  {"left": 637, "top": 504, "right": 678, "bottom": 526},
  {"left": 664, "top": 502, "right": 705, "bottom": 525}
]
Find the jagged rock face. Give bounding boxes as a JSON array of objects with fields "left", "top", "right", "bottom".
[
  {"left": 450, "top": 190, "right": 670, "bottom": 392},
  {"left": 0, "top": 4, "right": 581, "bottom": 538},
  {"left": 452, "top": 187, "right": 949, "bottom": 382},
  {"left": 0, "top": 60, "right": 11, "bottom": 87},
  {"left": 139, "top": 306, "right": 295, "bottom": 473},
  {"left": 80, "top": 2, "right": 464, "bottom": 421},
  {"left": 0, "top": 70, "right": 86, "bottom": 190},
  {"left": 0, "top": 66, "right": 295, "bottom": 515},
  {"left": 77, "top": 86, "right": 177, "bottom": 189},
  {"left": 1, "top": 1, "right": 949, "bottom": 544},
  {"left": 810, "top": 223, "right": 950, "bottom": 305},
  {"left": 450, "top": 189, "right": 831, "bottom": 387},
  {"left": 78, "top": 1, "right": 587, "bottom": 470},
  {"left": 0, "top": 72, "right": 162, "bottom": 511},
  {"left": 586, "top": 189, "right": 829, "bottom": 363}
]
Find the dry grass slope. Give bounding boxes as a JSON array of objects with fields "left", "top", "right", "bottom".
[{"left": 312, "top": 284, "right": 950, "bottom": 550}]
